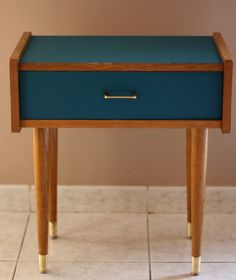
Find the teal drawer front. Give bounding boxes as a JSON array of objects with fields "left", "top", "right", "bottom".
[{"left": 19, "top": 71, "right": 223, "bottom": 120}]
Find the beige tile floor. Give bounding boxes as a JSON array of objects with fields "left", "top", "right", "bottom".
[{"left": 1, "top": 211, "right": 236, "bottom": 279}]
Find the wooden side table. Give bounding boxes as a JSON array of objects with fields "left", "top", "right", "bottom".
[{"left": 10, "top": 32, "right": 233, "bottom": 275}]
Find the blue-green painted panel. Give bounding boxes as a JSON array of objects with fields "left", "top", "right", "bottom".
[
  {"left": 19, "top": 71, "right": 223, "bottom": 120},
  {"left": 20, "top": 36, "right": 222, "bottom": 64}
]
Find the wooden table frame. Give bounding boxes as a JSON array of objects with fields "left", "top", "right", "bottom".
[{"left": 10, "top": 32, "right": 233, "bottom": 275}]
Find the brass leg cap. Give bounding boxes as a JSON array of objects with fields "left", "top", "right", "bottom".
[
  {"left": 49, "top": 221, "right": 57, "bottom": 239},
  {"left": 38, "top": 254, "right": 47, "bottom": 273},
  {"left": 187, "top": 222, "right": 192, "bottom": 239},
  {"left": 192, "top": 256, "right": 201, "bottom": 276}
]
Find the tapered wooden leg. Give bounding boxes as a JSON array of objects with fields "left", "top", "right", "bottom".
[
  {"left": 48, "top": 128, "right": 58, "bottom": 239},
  {"left": 186, "top": 129, "right": 192, "bottom": 239},
  {"left": 191, "top": 128, "right": 208, "bottom": 276},
  {"left": 33, "top": 128, "right": 49, "bottom": 273}
]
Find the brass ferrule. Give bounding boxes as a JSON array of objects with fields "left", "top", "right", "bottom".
[
  {"left": 49, "top": 221, "right": 57, "bottom": 239},
  {"left": 38, "top": 254, "right": 47, "bottom": 273},
  {"left": 192, "top": 256, "right": 201, "bottom": 276}
]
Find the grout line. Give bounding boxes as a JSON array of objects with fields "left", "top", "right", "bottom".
[
  {"left": 147, "top": 261, "right": 236, "bottom": 263},
  {"left": 146, "top": 185, "right": 152, "bottom": 279},
  {"left": 29, "top": 211, "right": 148, "bottom": 214},
  {"left": 0, "top": 260, "right": 19, "bottom": 262},
  {"left": 146, "top": 186, "right": 149, "bottom": 214},
  {"left": 146, "top": 186, "right": 152, "bottom": 279},
  {"left": 147, "top": 186, "right": 152, "bottom": 214},
  {"left": 6, "top": 259, "right": 236, "bottom": 264},
  {"left": 11, "top": 212, "right": 30, "bottom": 280},
  {"left": 28, "top": 185, "right": 32, "bottom": 212},
  {"left": 9, "top": 260, "right": 152, "bottom": 263},
  {"left": 146, "top": 212, "right": 152, "bottom": 280}
]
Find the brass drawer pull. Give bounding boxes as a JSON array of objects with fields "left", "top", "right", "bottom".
[{"left": 104, "top": 91, "right": 138, "bottom": 100}]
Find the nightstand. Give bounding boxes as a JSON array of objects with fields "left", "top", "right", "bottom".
[{"left": 10, "top": 32, "right": 233, "bottom": 275}]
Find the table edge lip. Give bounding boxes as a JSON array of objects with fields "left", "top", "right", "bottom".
[
  {"left": 19, "top": 119, "right": 222, "bottom": 130},
  {"left": 19, "top": 62, "right": 223, "bottom": 72}
]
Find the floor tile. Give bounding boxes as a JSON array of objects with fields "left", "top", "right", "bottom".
[
  {"left": 0, "top": 185, "right": 30, "bottom": 211},
  {"left": 0, "top": 262, "right": 16, "bottom": 280},
  {"left": 151, "top": 262, "right": 236, "bottom": 280},
  {"left": 148, "top": 187, "right": 186, "bottom": 213},
  {"left": 205, "top": 187, "right": 236, "bottom": 213},
  {"left": 149, "top": 213, "right": 236, "bottom": 263},
  {"left": 148, "top": 186, "right": 236, "bottom": 214},
  {"left": 20, "top": 213, "right": 148, "bottom": 262},
  {"left": 0, "top": 213, "right": 28, "bottom": 261},
  {"left": 15, "top": 262, "right": 149, "bottom": 280},
  {"left": 149, "top": 214, "right": 191, "bottom": 262},
  {"left": 31, "top": 185, "right": 147, "bottom": 213},
  {"left": 202, "top": 214, "right": 236, "bottom": 262}
]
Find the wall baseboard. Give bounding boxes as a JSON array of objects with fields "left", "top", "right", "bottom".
[{"left": 0, "top": 185, "right": 236, "bottom": 213}]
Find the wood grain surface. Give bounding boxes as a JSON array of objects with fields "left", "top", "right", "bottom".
[
  {"left": 213, "top": 32, "right": 233, "bottom": 133},
  {"left": 33, "top": 128, "right": 49, "bottom": 255},
  {"left": 21, "top": 120, "right": 221, "bottom": 129},
  {"left": 191, "top": 128, "right": 208, "bottom": 257},
  {"left": 19, "top": 62, "right": 223, "bottom": 72},
  {"left": 10, "top": 32, "right": 31, "bottom": 132}
]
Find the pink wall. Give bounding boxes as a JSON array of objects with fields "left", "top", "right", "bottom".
[{"left": 0, "top": 0, "right": 235, "bottom": 185}]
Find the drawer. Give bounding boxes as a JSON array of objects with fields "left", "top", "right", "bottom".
[{"left": 19, "top": 71, "right": 223, "bottom": 120}]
